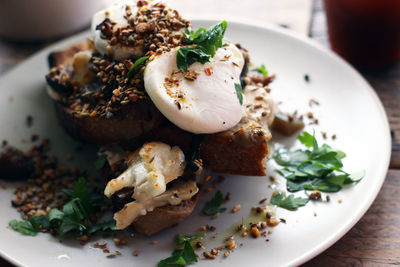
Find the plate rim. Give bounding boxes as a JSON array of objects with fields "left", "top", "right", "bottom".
[{"left": 0, "top": 18, "right": 392, "bottom": 267}]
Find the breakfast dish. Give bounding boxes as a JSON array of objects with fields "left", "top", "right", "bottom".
[
  {"left": 0, "top": 4, "right": 391, "bottom": 267},
  {"left": 44, "top": 0, "right": 281, "bottom": 234}
]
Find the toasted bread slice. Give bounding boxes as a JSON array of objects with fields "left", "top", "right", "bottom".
[
  {"left": 54, "top": 100, "right": 165, "bottom": 145},
  {"left": 133, "top": 192, "right": 200, "bottom": 235}
]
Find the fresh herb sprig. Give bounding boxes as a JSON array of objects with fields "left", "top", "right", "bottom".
[
  {"left": 177, "top": 21, "right": 227, "bottom": 72},
  {"left": 203, "top": 190, "right": 227, "bottom": 216},
  {"left": 127, "top": 56, "right": 148, "bottom": 78},
  {"left": 234, "top": 83, "right": 243, "bottom": 105},
  {"left": 273, "top": 131, "right": 364, "bottom": 193},
  {"left": 252, "top": 64, "right": 268, "bottom": 77},
  {"left": 9, "top": 178, "right": 116, "bottom": 237},
  {"left": 270, "top": 192, "right": 309, "bottom": 211},
  {"left": 158, "top": 241, "right": 197, "bottom": 267}
]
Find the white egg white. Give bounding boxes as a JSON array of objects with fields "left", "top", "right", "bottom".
[{"left": 144, "top": 43, "right": 245, "bottom": 134}]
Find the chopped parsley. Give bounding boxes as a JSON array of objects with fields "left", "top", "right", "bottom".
[
  {"left": 203, "top": 190, "right": 227, "bottom": 216},
  {"left": 9, "top": 177, "right": 116, "bottom": 237},
  {"left": 252, "top": 64, "right": 268, "bottom": 77},
  {"left": 270, "top": 192, "right": 309, "bottom": 211},
  {"left": 177, "top": 21, "right": 227, "bottom": 72},
  {"left": 273, "top": 131, "right": 364, "bottom": 193},
  {"left": 234, "top": 83, "right": 243, "bottom": 105},
  {"left": 127, "top": 56, "right": 148, "bottom": 78},
  {"left": 158, "top": 241, "right": 197, "bottom": 267}
]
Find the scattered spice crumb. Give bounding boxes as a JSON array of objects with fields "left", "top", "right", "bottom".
[
  {"left": 225, "top": 192, "right": 232, "bottom": 201},
  {"left": 260, "top": 221, "right": 267, "bottom": 229},
  {"left": 309, "top": 98, "right": 319, "bottom": 107},
  {"left": 306, "top": 112, "right": 314, "bottom": 119},
  {"left": 259, "top": 198, "right": 267, "bottom": 204},
  {"left": 304, "top": 74, "right": 310, "bottom": 83},
  {"left": 225, "top": 239, "right": 236, "bottom": 250},
  {"left": 321, "top": 131, "right": 327, "bottom": 139},
  {"left": 204, "top": 175, "right": 211, "bottom": 182},
  {"left": 309, "top": 190, "right": 322, "bottom": 200},
  {"left": 250, "top": 226, "right": 260, "bottom": 238},
  {"left": 133, "top": 249, "right": 141, "bottom": 256},
  {"left": 279, "top": 218, "right": 287, "bottom": 223},
  {"left": 314, "top": 212, "right": 317, "bottom": 217},
  {"left": 268, "top": 229, "right": 273, "bottom": 235},
  {"left": 196, "top": 241, "right": 203, "bottom": 249},
  {"left": 224, "top": 251, "right": 230, "bottom": 257},
  {"left": 326, "top": 195, "right": 331, "bottom": 202},
  {"left": 338, "top": 199, "right": 343, "bottom": 204},
  {"left": 200, "top": 225, "right": 207, "bottom": 231},
  {"left": 115, "top": 251, "right": 121, "bottom": 256},
  {"left": 151, "top": 240, "right": 159, "bottom": 245},
  {"left": 267, "top": 219, "right": 279, "bottom": 227},
  {"left": 26, "top": 115, "right": 33, "bottom": 127},
  {"left": 231, "top": 204, "right": 241, "bottom": 213},
  {"left": 203, "top": 251, "right": 216, "bottom": 259},
  {"left": 256, "top": 206, "right": 265, "bottom": 213},
  {"left": 332, "top": 134, "right": 337, "bottom": 140},
  {"left": 31, "top": 134, "right": 39, "bottom": 142},
  {"left": 106, "top": 254, "right": 116, "bottom": 258}
]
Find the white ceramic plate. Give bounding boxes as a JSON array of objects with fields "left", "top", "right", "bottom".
[{"left": 0, "top": 19, "right": 391, "bottom": 267}]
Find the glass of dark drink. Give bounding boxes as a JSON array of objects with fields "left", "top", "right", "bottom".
[{"left": 324, "top": 0, "right": 400, "bottom": 69}]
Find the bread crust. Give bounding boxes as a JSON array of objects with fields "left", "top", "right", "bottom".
[
  {"left": 54, "top": 100, "right": 165, "bottom": 145},
  {"left": 133, "top": 192, "right": 200, "bottom": 235}
]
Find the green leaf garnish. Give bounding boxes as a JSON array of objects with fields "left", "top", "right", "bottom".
[
  {"left": 203, "top": 190, "right": 227, "bottom": 216},
  {"left": 10, "top": 178, "right": 116, "bottom": 237},
  {"left": 273, "top": 131, "right": 364, "bottom": 193},
  {"left": 158, "top": 241, "right": 197, "bottom": 267},
  {"left": 177, "top": 233, "right": 205, "bottom": 245},
  {"left": 127, "top": 56, "right": 148, "bottom": 78},
  {"left": 252, "top": 64, "right": 268, "bottom": 77},
  {"left": 234, "top": 83, "right": 243, "bottom": 105},
  {"left": 270, "top": 192, "right": 309, "bottom": 210},
  {"left": 177, "top": 21, "right": 227, "bottom": 72}
]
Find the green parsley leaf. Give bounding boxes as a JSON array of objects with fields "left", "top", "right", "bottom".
[
  {"left": 94, "top": 154, "right": 107, "bottom": 170},
  {"left": 270, "top": 192, "right": 309, "bottom": 211},
  {"left": 234, "top": 83, "right": 243, "bottom": 105},
  {"left": 9, "top": 216, "right": 50, "bottom": 236},
  {"left": 127, "top": 56, "right": 148, "bottom": 78},
  {"left": 252, "top": 64, "right": 268, "bottom": 77},
  {"left": 87, "top": 220, "right": 117, "bottom": 235},
  {"left": 9, "top": 220, "right": 38, "bottom": 236},
  {"left": 29, "top": 216, "right": 50, "bottom": 231},
  {"left": 177, "top": 233, "right": 205, "bottom": 245},
  {"left": 203, "top": 190, "right": 227, "bottom": 216},
  {"left": 177, "top": 21, "right": 227, "bottom": 72},
  {"left": 273, "top": 131, "right": 364, "bottom": 194},
  {"left": 158, "top": 241, "right": 197, "bottom": 267},
  {"left": 48, "top": 208, "right": 64, "bottom": 222},
  {"left": 177, "top": 47, "right": 210, "bottom": 72}
]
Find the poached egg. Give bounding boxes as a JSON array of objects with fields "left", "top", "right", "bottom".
[{"left": 144, "top": 42, "right": 245, "bottom": 134}]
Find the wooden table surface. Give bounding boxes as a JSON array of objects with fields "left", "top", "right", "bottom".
[{"left": 1, "top": 0, "right": 399, "bottom": 266}]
